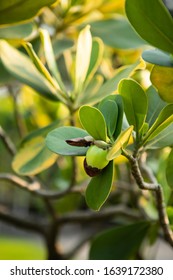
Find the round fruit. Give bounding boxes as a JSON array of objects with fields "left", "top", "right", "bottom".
[{"left": 86, "top": 145, "right": 109, "bottom": 170}]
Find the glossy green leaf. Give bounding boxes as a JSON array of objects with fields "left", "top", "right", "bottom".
[
  {"left": 87, "top": 63, "right": 138, "bottom": 105},
  {"left": 146, "top": 86, "right": 167, "bottom": 127},
  {"left": 125, "top": 0, "right": 173, "bottom": 54},
  {"left": 39, "top": 29, "right": 65, "bottom": 91},
  {"left": 46, "top": 127, "right": 89, "bottom": 156},
  {"left": 79, "top": 106, "right": 107, "bottom": 141},
  {"left": 0, "top": 0, "right": 56, "bottom": 25},
  {"left": 0, "top": 40, "right": 59, "bottom": 101},
  {"left": 113, "top": 95, "right": 124, "bottom": 139},
  {"left": 0, "top": 22, "right": 35, "bottom": 39},
  {"left": 145, "top": 123, "right": 173, "bottom": 149},
  {"left": 75, "top": 26, "right": 92, "bottom": 92},
  {"left": 85, "top": 161, "right": 114, "bottom": 211},
  {"left": 98, "top": 99, "right": 118, "bottom": 139},
  {"left": 142, "top": 49, "right": 173, "bottom": 67},
  {"left": 107, "top": 126, "right": 133, "bottom": 161},
  {"left": 166, "top": 149, "right": 173, "bottom": 189},
  {"left": 12, "top": 123, "right": 59, "bottom": 175},
  {"left": 144, "top": 104, "right": 173, "bottom": 143},
  {"left": 90, "top": 18, "right": 146, "bottom": 49},
  {"left": 151, "top": 65, "right": 173, "bottom": 103},
  {"left": 89, "top": 221, "right": 150, "bottom": 259},
  {"left": 118, "top": 78, "right": 148, "bottom": 132}
]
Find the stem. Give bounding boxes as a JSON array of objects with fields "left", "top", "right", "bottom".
[
  {"left": 122, "top": 149, "right": 173, "bottom": 247},
  {"left": 0, "top": 126, "right": 16, "bottom": 156}
]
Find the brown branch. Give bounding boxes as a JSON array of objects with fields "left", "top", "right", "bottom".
[
  {"left": 0, "top": 173, "right": 85, "bottom": 199},
  {"left": 122, "top": 149, "right": 173, "bottom": 247},
  {"left": 57, "top": 205, "right": 142, "bottom": 225},
  {"left": 0, "top": 206, "right": 47, "bottom": 236}
]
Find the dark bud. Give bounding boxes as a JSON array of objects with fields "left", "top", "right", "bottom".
[
  {"left": 66, "top": 138, "right": 92, "bottom": 147},
  {"left": 83, "top": 158, "right": 101, "bottom": 177}
]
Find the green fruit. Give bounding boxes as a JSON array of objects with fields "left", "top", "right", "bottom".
[{"left": 86, "top": 145, "right": 109, "bottom": 170}]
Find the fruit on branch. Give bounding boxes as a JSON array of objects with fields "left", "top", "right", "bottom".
[{"left": 83, "top": 145, "right": 109, "bottom": 177}]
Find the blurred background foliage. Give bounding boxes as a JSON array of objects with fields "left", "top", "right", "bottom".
[{"left": 0, "top": 0, "right": 173, "bottom": 260}]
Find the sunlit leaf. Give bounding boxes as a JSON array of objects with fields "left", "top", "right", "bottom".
[
  {"left": 79, "top": 105, "right": 107, "bottom": 141},
  {"left": 46, "top": 126, "right": 89, "bottom": 156},
  {"left": 0, "top": 0, "right": 57, "bottom": 25},
  {"left": 90, "top": 17, "right": 146, "bottom": 49},
  {"left": 0, "top": 40, "right": 59, "bottom": 101},
  {"left": 142, "top": 49, "right": 173, "bottom": 67},
  {"left": 39, "top": 28, "right": 65, "bottom": 91},
  {"left": 145, "top": 123, "right": 173, "bottom": 149},
  {"left": 85, "top": 161, "right": 114, "bottom": 211},
  {"left": 89, "top": 221, "right": 150, "bottom": 259},
  {"left": 143, "top": 104, "right": 173, "bottom": 143},
  {"left": 118, "top": 78, "right": 148, "bottom": 132},
  {"left": 12, "top": 123, "right": 59, "bottom": 175},
  {"left": 125, "top": 0, "right": 173, "bottom": 54},
  {"left": 151, "top": 65, "right": 173, "bottom": 103},
  {"left": 146, "top": 86, "right": 167, "bottom": 127},
  {"left": 75, "top": 25, "right": 92, "bottom": 92},
  {"left": 107, "top": 126, "right": 133, "bottom": 161}
]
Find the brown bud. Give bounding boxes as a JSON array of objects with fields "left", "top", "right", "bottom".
[{"left": 83, "top": 158, "right": 101, "bottom": 177}]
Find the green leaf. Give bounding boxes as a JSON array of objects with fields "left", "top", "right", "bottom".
[
  {"left": 46, "top": 127, "right": 89, "bottom": 156},
  {"left": 166, "top": 149, "right": 173, "bottom": 189},
  {"left": 39, "top": 29, "right": 65, "bottom": 91},
  {"left": 113, "top": 95, "right": 124, "bottom": 139},
  {"left": 142, "top": 49, "right": 173, "bottom": 67},
  {"left": 107, "top": 126, "right": 133, "bottom": 161},
  {"left": 0, "top": 40, "right": 59, "bottom": 101},
  {"left": 125, "top": 0, "right": 173, "bottom": 54},
  {"left": 85, "top": 37, "right": 104, "bottom": 83},
  {"left": 143, "top": 104, "right": 173, "bottom": 143},
  {"left": 79, "top": 106, "right": 107, "bottom": 141},
  {"left": 85, "top": 161, "right": 114, "bottom": 211},
  {"left": 89, "top": 221, "right": 150, "bottom": 259},
  {"left": 145, "top": 123, "right": 173, "bottom": 150},
  {"left": 0, "top": 0, "right": 56, "bottom": 25},
  {"left": 146, "top": 86, "right": 167, "bottom": 127},
  {"left": 0, "top": 22, "right": 35, "bottom": 39},
  {"left": 87, "top": 63, "right": 138, "bottom": 105},
  {"left": 90, "top": 18, "right": 146, "bottom": 49},
  {"left": 98, "top": 99, "right": 118, "bottom": 139},
  {"left": 75, "top": 26, "right": 92, "bottom": 92},
  {"left": 12, "top": 123, "right": 59, "bottom": 175},
  {"left": 118, "top": 78, "right": 148, "bottom": 132},
  {"left": 53, "top": 38, "right": 74, "bottom": 58},
  {"left": 151, "top": 65, "right": 173, "bottom": 103}
]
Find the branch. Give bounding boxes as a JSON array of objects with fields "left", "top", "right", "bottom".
[
  {"left": 122, "top": 150, "right": 173, "bottom": 247},
  {"left": 57, "top": 205, "right": 142, "bottom": 225},
  {"left": 0, "top": 206, "right": 47, "bottom": 236},
  {"left": 0, "top": 173, "right": 85, "bottom": 199},
  {"left": 0, "top": 126, "right": 16, "bottom": 155}
]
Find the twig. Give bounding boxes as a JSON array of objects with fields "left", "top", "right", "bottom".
[
  {"left": 0, "top": 126, "right": 16, "bottom": 155},
  {"left": 0, "top": 173, "right": 85, "bottom": 199},
  {"left": 122, "top": 150, "right": 173, "bottom": 247},
  {"left": 0, "top": 206, "right": 47, "bottom": 236},
  {"left": 57, "top": 205, "right": 142, "bottom": 225}
]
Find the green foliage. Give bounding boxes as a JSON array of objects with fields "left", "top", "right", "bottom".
[
  {"left": 0, "top": 0, "right": 56, "bottom": 24},
  {"left": 89, "top": 221, "right": 151, "bottom": 260},
  {"left": 1, "top": 0, "right": 173, "bottom": 260},
  {"left": 85, "top": 161, "right": 114, "bottom": 211},
  {"left": 125, "top": 0, "right": 173, "bottom": 54}
]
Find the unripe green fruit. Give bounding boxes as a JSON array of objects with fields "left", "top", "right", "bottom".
[{"left": 86, "top": 145, "right": 109, "bottom": 170}]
